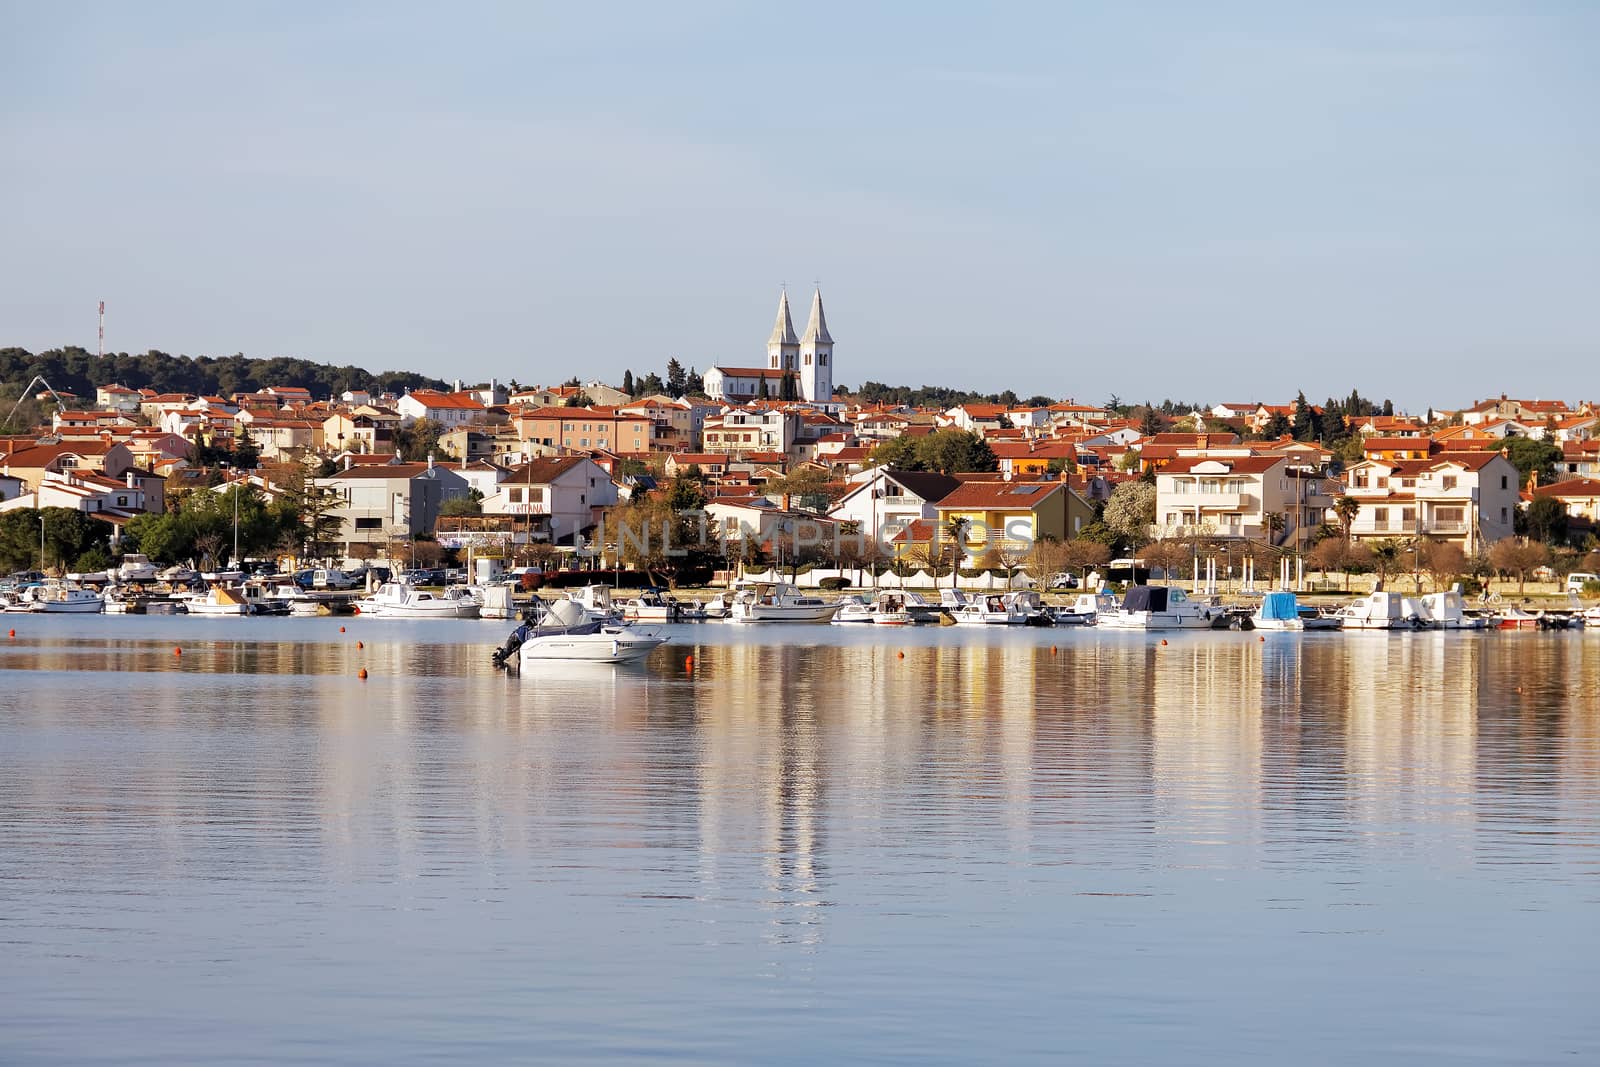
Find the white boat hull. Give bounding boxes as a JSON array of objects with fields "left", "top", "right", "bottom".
[
  {"left": 515, "top": 631, "right": 665, "bottom": 664},
  {"left": 1251, "top": 617, "right": 1304, "bottom": 631},
  {"left": 33, "top": 600, "right": 106, "bottom": 614},
  {"left": 731, "top": 604, "right": 840, "bottom": 622},
  {"left": 1098, "top": 611, "right": 1216, "bottom": 630}
]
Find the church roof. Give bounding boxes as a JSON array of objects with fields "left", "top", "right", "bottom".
[
  {"left": 801, "top": 289, "right": 832, "bottom": 345},
  {"left": 768, "top": 290, "right": 799, "bottom": 347}
]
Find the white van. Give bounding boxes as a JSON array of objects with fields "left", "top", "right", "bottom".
[{"left": 1566, "top": 572, "right": 1598, "bottom": 594}]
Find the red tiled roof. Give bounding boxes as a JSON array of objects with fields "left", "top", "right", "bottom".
[
  {"left": 935, "top": 480, "right": 1064, "bottom": 510},
  {"left": 1161, "top": 455, "right": 1284, "bottom": 474}
]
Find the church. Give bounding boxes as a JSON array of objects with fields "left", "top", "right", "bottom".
[{"left": 702, "top": 289, "right": 834, "bottom": 404}]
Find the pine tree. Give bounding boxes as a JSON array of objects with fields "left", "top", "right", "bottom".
[
  {"left": 621, "top": 369, "right": 635, "bottom": 397},
  {"left": 757, "top": 377, "right": 770, "bottom": 400},
  {"left": 780, "top": 374, "right": 797, "bottom": 402},
  {"left": 665, "top": 358, "right": 686, "bottom": 398},
  {"left": 685, "top": 366, "right": 704, "bottom": 396}
]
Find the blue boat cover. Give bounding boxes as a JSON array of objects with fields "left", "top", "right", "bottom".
[{"left": 1260, "top": 591, "right": 1299, "bottom": 621}]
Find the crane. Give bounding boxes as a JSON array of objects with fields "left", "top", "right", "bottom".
[{"left": 1, "top": 375, "right": 69, "bottom": 434}]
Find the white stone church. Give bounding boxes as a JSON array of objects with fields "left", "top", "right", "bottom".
[{"left": 702, "top": 289, "right": 834, "bottom": 404}]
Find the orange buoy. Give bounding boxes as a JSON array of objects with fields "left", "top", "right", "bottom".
[
  {"left": 356, "top": 641, "right": 364, "bottom": 649},
  {"left": 340, "top": 626, "right": 346, "bottom": 633},
  {"left": 1161, "top": 639, "right": 1168, "bottom": 646},
  {"left": 173, "top": 647, "right": 182, "bottom": 656},
  {"left": 1259, "top": 635, "right": 1265, "bottom": 642},
  {"left": 1050, "top": 645, "right": 1057, "bottom": 655},
  {"left": 6, "top": 629, "right": 13, "bottom": 639},
  {"left": 358, "top": 668, "right": 368, "bottom": 680},
  {"left": 897, "top": 650, "right": 905, "bottom": 659}
]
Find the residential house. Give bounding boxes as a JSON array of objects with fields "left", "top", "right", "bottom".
[
  {"left": 315, "top": 459, "right": 472, "bottom": 551},
  {"left": 95, "top": 384, "right": 143, "bottom": 414},
  {"left": 396, "top": 389, "right": 488, "bottom": 428},
  {"left": 322, "top": 408, "right": 401, "bottom": 455},
  {"left": 0, "top": 441, "right": 135, "bottom": 490},
  {"left": 933, "top": 479, "right": 1092, "bottom": 560},
  {"left": 1530, "top": 477, "right": 1600, "bottom": 536},
  {"left": 1154, "top": 455, "right": 1301, "bottom": 542},
  {"left": 511, "top": 407, "right": 652, "bottom": 454},
  {"left": 1341, "top": 452, "right": 1519, "bottom": 552},
  {"left": 701, "top": 407, "right": 801, "bottom": 457},
  {"left": 829, "top": 468, "right": 960, "bottom": 544},
  {"left": 480, "top": 456, "right": 618, "bottom": 545}
]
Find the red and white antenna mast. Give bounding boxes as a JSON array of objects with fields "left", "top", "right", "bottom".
[{"left": 97, "top": 301, "right": 105, "bottom": 357}]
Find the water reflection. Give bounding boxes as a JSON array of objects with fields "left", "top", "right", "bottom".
[{"left": 1, "top": 624, "right": 1597, "bottom": 1061}]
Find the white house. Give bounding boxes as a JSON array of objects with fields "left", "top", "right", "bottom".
[
  {"left": 395, "top": 389, "right": 487, "bottom": 428},
  {"left": 315, "top": 459, "right": 472, "bottom": 551},
  {"left": 1342, "top": 451, "right": 1519, "bottom": 552},
  {"left": 481, "top": 456, "right": 618, "bottom": 545},
  {"left": 829, "top": 468, "right": 960, "bottom": 543}
]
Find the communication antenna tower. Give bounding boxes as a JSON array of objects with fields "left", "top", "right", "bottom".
[{"left": 98, "top": 301, "right": 105, "bottom": 357}]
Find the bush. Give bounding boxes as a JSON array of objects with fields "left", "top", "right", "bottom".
[
  {"left": 818, "top": 576, "right": 850, "bottom": 591},
  {"left": 1584, "top": 580, "right": 1600, "bottom": 596},
  {"left": 1459, "top": 577, "right": 1485, "bottom": 597}
]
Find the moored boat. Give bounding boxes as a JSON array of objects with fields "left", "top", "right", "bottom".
[
  {"left": 728, "top": 582, "right": 840, "bottom": 623},
  {"left": 1334, "top": 590, "right": 1420, "bottom": 631},
  {"left": 1098, "top": 585, "right": 1221, "bottom": 631},
  {"left": 492, "top": 600, "right": 666, "bottom": 666},
  {"left": 1252, "top": 591, "right": 1305, "bottom": 632},
  {"left": 356, "top": 581, "right": 480, "bottom": 618}
]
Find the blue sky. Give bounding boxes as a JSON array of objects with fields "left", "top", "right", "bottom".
[{"left": 4, "top": 2, "right": 1595, "bottom": 410}]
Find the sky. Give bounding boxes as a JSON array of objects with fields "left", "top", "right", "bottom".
[{"left": 3, "top": 1, "right": 1596, "bottom": 411}]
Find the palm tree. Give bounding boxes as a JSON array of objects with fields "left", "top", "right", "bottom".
[
  {"left": 945, "top": 517, "right": 971, "bottom": 590},
  {"left": 1370, "top": 538, "right": 1404, "bottom": 588},
  {"left": 1334, "top": 495, "right": 1360, "bottom": 543}
]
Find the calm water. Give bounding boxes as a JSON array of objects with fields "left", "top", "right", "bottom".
[{"left": 2, "top": 615, "right": 1597, "bottom": 1064}]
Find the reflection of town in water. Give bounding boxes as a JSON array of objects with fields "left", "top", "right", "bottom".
[{"left": 4, "top": 628, "right": 1597, "bottom": 944}]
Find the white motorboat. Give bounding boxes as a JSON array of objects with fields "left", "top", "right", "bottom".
[
  {"left": 831, "top": 594, "right": 874, "bottom": 624},
  {"left": 1298, "top": 605, "right": 1344, "bottom": 631},
  {"left": 356, "top": 581, "right": 480, "bottom": 618},
  {"left": 1004, "top": 590, "right": 1053, "bottom": 626},
  {"left": 117, "top": 554, "right": 158, "bottom": 583},
  {"left": 493, "top": 600, "right": 666, "bottom": 666},
  {"left": 728, "top": 582, "right": 841, "bottom": 623},
  {"left": 870, "top": 590, "right": 920, "bottom": 625},
  {"left": 620, "top": 588, "right": 680, "bottom": 622},
  {"left": 186, "top": 585, "right": 252, "bottom": 616},
  {"left": 949, "top": 592, "right": 1030, "bottom": 626},
  {"left": 563, "top": 584, "right": 621, "bottom": 623},
  {"left": 1098, "top": 585, "right": 1221, "bottom": 631},
  {"left": 702, "top": 590, "right": 735, "bottom": 619},
  {"left": 267, "top": 583, "right": 324, "bottom": 616},
  {"left": 158, "top": 565, "right": 197, "bottom": 584},
  {"left": 22, "top": 582, "right": 106, "bottom": 613},
  {"left": 1335, "top": 590, "right": 1420, "bottom": 631},
  {"left": 1251, "top": 591, "right": 1305, "bottom": 632},
  {"left": 1052, "top": 589, "right": 1118, "bottom": 625},
  {"left": 1417, "top": 586, "right": 1486, "bottom": 630}
]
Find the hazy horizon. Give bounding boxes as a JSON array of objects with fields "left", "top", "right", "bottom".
[{"left": 5, "top": 3, "right": 1595, "bottom": 412}]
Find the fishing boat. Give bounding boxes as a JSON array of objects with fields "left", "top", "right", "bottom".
[
  {"left": 1252, "top": 591, "right": 1305, "bottom": 631},
  {"left": 1051, "top": 589, "right": 1119, "bottom": 626},
  {"left": 619, "top": 588, "right": 680, "bottom": 622},
  {"left": 185, "top": 584, "right": 252, "bottom": 616},
  {"left": 1334, "top": 590, "right": 1421, "bottom": 631},
  {"left": 831, "top": 594, "right": 874, "bottom": 623},
  {"left": 1098, "top": 585, "right": 1221, "bottom": 631},
  {"left": 22, "top": 581, "right": 106, "bottom": 613},
  {"left": 728, "top": 582, "right": 840, "bottom": 623},
  {"left": 1417, "top": 586, "right": 1486, "bottom": 630},
  {"left": 492, "top": 600, "right": 666, "bottom": 666},
  {"left": 356, "top": 581, "right": 480, "bottom": 618}
]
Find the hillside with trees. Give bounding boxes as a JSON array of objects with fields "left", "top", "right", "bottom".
[{"left": 0, "top": 346, "right": 448, "bottom": 402}]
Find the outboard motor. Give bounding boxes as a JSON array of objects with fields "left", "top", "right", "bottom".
[{"left": 491, "top": 611, "right": 537, "bottom": 669}]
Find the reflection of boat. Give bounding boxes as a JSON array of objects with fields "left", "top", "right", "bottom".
[
  {"left": 729, "top": 582, "right": 840, "bottom": 623},
  {"left": 356, "top": 581, "right": 480, "bottom": 618},
  {"left": 1417, "top": 586, "right": 1486, "bottom": 630},
  {"left": 1334, "top": 590, "right": 1420, "bottom": 631},
  {"left": 1252, "top": 591, "right": 1305, "bottom": 632},
  {"left": 1098, "top": 585, "right": 1220, "bottom": 630},
  {"left": 493, "top": 601, "right": 666, "bottom": 666}
]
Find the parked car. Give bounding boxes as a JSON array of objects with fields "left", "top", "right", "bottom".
[
  {"left": 1567, "top": 572, "right": 1599, "bottom": 594},
  {"left": 312, "top": 568, "right": 356, "bottom": 590},
  {"left": 1048, "top": 573, "right": 1080, "bottom": 590}
]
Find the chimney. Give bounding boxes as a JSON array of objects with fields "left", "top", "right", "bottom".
[
  {"left": 344, "top": 455, "right": 352, "bottom": 471},
  {"left": 126, "top": 470, "right": 137, "bottom": 488},
  {"left": 453, "top": 379, "right": 463, "bottom": 393},
  {"left": 428, "top": 453, "right": 435, "bottom": 471}
]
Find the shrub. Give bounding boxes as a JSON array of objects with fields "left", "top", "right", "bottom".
[{"left": 1584, "top": 579, "right": 1600, "bottom": 596}]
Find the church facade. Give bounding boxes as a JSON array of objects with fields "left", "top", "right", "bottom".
[{"left": 703, "top": 289, "right": 834, "bottom": 404}]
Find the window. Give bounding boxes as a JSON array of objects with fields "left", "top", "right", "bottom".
[
  {"left": 1353, "top": 472, "right": 1368, "bottom": 488},
  {"left": 804, "top": 353, "right": 812, "bottom": 365},
  {"left": 820, "top": 353, "right": 828, "bottom": 366},
  {"left": 355, "top": 517, "right": 382, "bottom": 530},
  {"left": 1401, "top": 478, "right": 1415, "bottom": 488},
  {"left": 1442, "top": 475, "right": 1457, "bottom": 490},
  {"left": 117, "top": 496, "right": 128, "bottom": 506},
  {"left": 1374, "top": 507, "right": 1388, "bottom": 523},
  {"left": 1502, "top": 476, "right": 1508, "bottom": 490},
  {"left": 1501, "top": 507, "right": 1508, "bottom": 523},
  {"left": 1401, "top": 507, "right": 1415, "bottom": 523}
]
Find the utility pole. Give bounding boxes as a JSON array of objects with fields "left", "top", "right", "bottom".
[{"left": 98, "top": 301, "right": 105, "bottom": 357}]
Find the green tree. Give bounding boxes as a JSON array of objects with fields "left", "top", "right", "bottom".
[
  {"left": 757, "top": 376, "right": 770, "bottom": 400},
  {"left": 1525, "top": 497, "right": 1569, "bottom": 544},
  {"left": 0, "top": 509, "right": 44, "bottom": 572},
  {"left": 917, "top": 429, "right": 998, "bottom": 474},
  {"left": 1334, "top": 495, "right": 1361, "bottom": 542},
  {"left": 232, "top": 425, "right": 261, "bottom": 469},
  {"left": 665, "top": 358, "right": 687, "bottom": 398},
  {"left": 395, "top": 417, "right": 444, "bottom": 462},
  {"left": 621, "top": 369, "right": 635, "bottom": 397},
  {"left": 1499, "top": 436, "right": 1561, "bottom": 488},
  {"left": 439, "top": 489, "right": 484, "bottom": 517}
]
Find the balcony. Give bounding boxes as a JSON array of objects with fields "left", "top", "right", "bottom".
[{"left": 1163, "top": 491, "right": 1258, "bottom": 510}]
